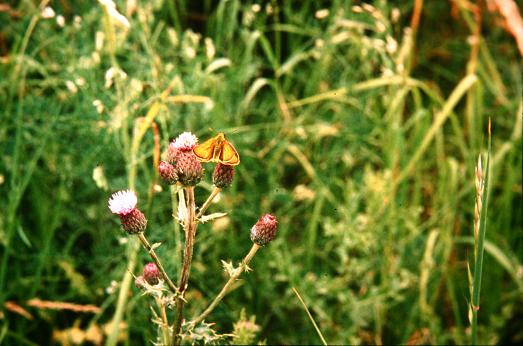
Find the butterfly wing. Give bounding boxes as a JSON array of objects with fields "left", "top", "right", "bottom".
[
  {"left": 219, "top": 140, "right": 240, "bottom": 166},
  {"left": 193, "top": 137, "right": 216, "bottom": 162}
]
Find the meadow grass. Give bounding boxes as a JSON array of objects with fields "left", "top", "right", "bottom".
[{"left": 0, "top": 0, "right": 521, "bottom": 344}]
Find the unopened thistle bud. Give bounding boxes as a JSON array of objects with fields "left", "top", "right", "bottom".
[
  {"left": 176, "top": 151, "right": 204, "bottom": 186},
  {"left": 158, "top": 160, "right": 178, "bottom": 184},
  {"left": 250, "top": 214, "right": 278, "bottom": 246},
  {"left": 108, "top": 190, "right": 147, "bottom": 234},
  {"left": 143, "top": 263, "right": 161, "bottom": 285},
  {"left": 213, "top": 163, "right": 234, "bottom": 188}
]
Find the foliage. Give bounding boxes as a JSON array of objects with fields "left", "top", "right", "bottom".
[{"left": 0, "top": 0, "right": 521, "bottom": 345}]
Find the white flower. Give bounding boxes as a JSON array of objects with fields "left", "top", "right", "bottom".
[
  {"left": 73, "top": 15, "right": 82, "bottom": 27},
  {"left": 315, "top": 9, "right": 329, "bottom": 19},
  {"left": 75, "top": 77, "right": 86, "bottom": 87},
  {"left": 41, "top": 7, "right": 55, "bottom": 19},
  {"left": 104, "top": 67, "right": 127, "bottom": 88},
  {"left": 108, "top": 189, "right": 137, "bottom": 215},
  {"left": 204, "top": 37, "right": 216, "bottom": 60},
  {"left": 172, "top": 132, "right": 198, "bottom": 151},
  {"left": 92, "top": 99, "right": 105, "bottom": 114},
  {"left": 65, "top": 80, "right": 78, "bottom": 93},
  {"left": 56, "top": 15, "right": 65, "bottom": 27}
]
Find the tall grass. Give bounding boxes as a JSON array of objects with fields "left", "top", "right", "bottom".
[{"left": 0, "top": 0, "right": 521, "bottom": 344}]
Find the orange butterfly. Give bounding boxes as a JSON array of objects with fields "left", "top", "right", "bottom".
[{"left": 193, "top": 132, "right": 240, "bottom": 166}]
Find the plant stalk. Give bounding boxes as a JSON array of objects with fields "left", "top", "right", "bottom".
[
  {"left": 172, "top": 186, "right": 197, "bottom": 344},
  {"left": 190, "top": 244, "right": 260, "bottom": 326},
  {"left": 470, "top": 122, "right": 491, "bottom": 345},
  {"left": 155, "top": 297, "right": 171, "bottom": 346},
  {"left": 196, "top": 186, "right": 222, "bottom": 220}
]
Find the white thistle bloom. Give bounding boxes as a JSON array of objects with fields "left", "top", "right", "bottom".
[
  {"left": 108, "top": 190, "right": 137, "bottom": 215},
  {"left": 172, "top": 132, "right": 198, "bottom": 151}
]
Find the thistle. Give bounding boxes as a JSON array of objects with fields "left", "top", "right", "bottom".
[
  {"left": 176, "top": 151, "right": 204, "bottom": 186},
  {"left": 108, "top": 190, "right": 147, "bottom": 234},
  {"left": 167, "top": 131, "right": 198, "bottom": 164},
  {"left": 143, "top": 263, "right": 161, "bottom": 285},
  {"left": 159, "top": 160, "right": 178, "bottom": 185},
  {"left": 213, "top": 163, "right": 234, "bottom": 188},
  {"left": 250, "top": 214, "right": 278, "bottom": 246}
]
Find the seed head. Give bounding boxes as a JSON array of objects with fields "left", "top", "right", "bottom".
[
  {"left": 213, "top": 163, "right": 234, "bottom": 188},
  {"left": 250, "top": 214, "right": 278, "bottom": 246}
]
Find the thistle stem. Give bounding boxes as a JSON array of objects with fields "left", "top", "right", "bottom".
[
  {"left": 137, "top": 232, "right": 178, "bottom": 294},
  {"left": 196, "top": 186, "right": 221, "bottom": 220},
  {"left": 155, "top": 297, "right": 171, "bottom": 346},
  {"left": 190, "top": 244, "right": 260, "bottom": 326},
  {"left": 172, "top": 186, "right": 197, "bottom": 344}
]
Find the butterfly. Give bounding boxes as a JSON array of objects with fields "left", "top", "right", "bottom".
[{"left": 193, "top": 132, "right": 240, "bottom": 166}]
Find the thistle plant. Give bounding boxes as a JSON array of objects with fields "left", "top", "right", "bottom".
[{"left": 108, "top": 131, "right": 277, "bottom": 345}]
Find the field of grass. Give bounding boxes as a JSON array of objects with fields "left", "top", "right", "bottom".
[{"left": 0, "top": 0, "right": 522, "bottom": 345}]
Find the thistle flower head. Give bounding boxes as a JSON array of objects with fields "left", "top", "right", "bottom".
[
  {"left": 159, "top": 160, "right": 178, "bottom": 185},
  {"left": 143, "top": 263, "right": 161, "bottom": 285},
  {"left": 108, "top": 189, "right": 137, "bottom": 216},
  {"left": 250, "top": 214, "right": 278, "bottom": 246},
  {"left": 172, "top": 132, "right": 198, "bottom": 152},
  {"left": 108, "top": 190, "right": 147, "bottom": 234},
  {"left": 176, "top": 151, "right": 204, "bottom": 186},
  {"left": 213, "top": 163, "right": 234, "bottom": 188}
]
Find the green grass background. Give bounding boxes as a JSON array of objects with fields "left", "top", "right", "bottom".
[{"left": 0, "top": 0, "right": 521, "bottom": 344}]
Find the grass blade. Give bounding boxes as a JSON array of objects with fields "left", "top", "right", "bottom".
[{"left": 292, "top": 287, "right": 328, "bottom": 346}]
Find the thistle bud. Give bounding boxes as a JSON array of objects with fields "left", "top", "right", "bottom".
[
  {"left": 143, "top": 263, "right": 161, "bottom": 285},
  {"left": 213, "top": 163, "right": 234, "bottom": 188},
  {"left": 176, "top": 151, "right": 204, "bottom": 186},
  {"left": 108, "top": 190, "right": 147, "bottom": 234},
  {"left": 250, "top": 214, "right": 277, "bottom": 246},
  {"left": 158, "top": 160, "right": 178, "bottom": 184}
]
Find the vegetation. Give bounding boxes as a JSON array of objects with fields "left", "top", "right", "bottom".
[{"left": 0, "top": 0, "right": 521, "bottom": 344}]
